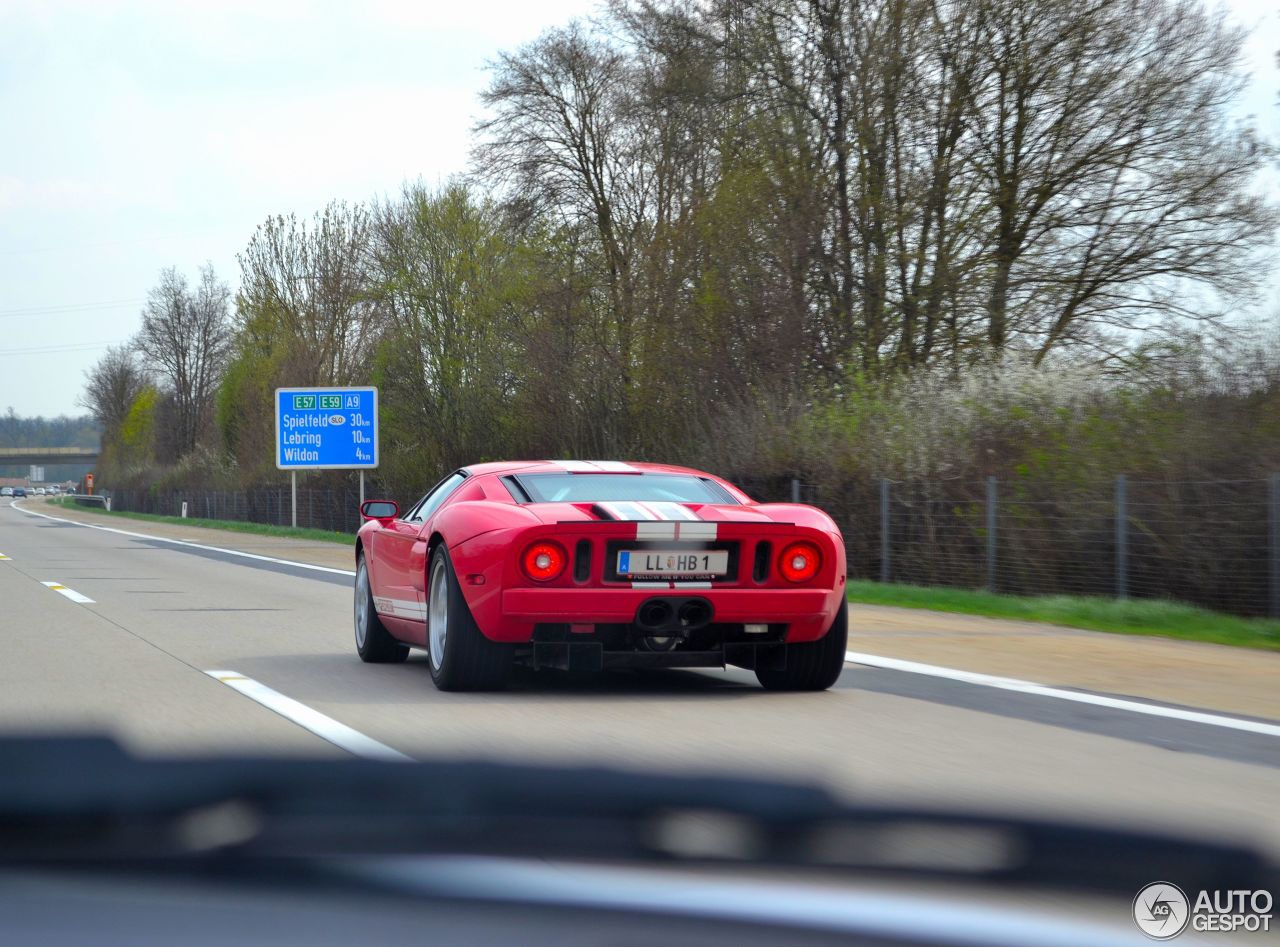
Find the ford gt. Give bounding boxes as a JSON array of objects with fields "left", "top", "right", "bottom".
[{"left": 353, "top": 461, "right": 847, "bottom": 691}]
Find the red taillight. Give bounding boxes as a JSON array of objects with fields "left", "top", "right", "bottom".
[
  {"left": 522, "top": 541, "right": 567, "bottom": 582},
  {"left": 778, "top": 541, "right": 822, "bottom": 583}
]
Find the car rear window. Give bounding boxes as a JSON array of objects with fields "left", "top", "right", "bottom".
[{"left": 512, "top": 473, "right": 736, "bottom": 505}]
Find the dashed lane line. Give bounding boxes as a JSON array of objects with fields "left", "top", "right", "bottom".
[
  {"left": 205, "top": 670, "right": 412, "bottom": 762},
  {"left": 42, "top": 581, "right": 96, "bottom": 604}
]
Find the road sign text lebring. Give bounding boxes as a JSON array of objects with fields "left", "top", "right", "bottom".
[{"left": 275, "top": 387, "right": 379, "bottom": 527}]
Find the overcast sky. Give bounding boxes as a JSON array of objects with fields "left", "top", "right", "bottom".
[{"left": 1, "top": 0, "right": 1277, "bottom": 419}]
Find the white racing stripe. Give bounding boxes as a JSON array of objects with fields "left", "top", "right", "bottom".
[
  {"left": 636, "top": 521, "right": 677, "bottom": 540},
  {"left": 205, "top": 670, "right": 412, "bottom": 762},
  {"left": 42, "top": 581, "right": 95, "bottom": 604},
  {"left": 13, "top": 501, "right": 357, "bottom": 577},
  {"left": 676, "top": 522, "right": 717, "bottom": 541},
  {"left": 642, "top": 501, "right": 699, "bottom": 521},
  {"left": 844, "top": 650, "right": 1280, "bottom": 738},
  {"left": 598, "top": 501, "right": 655, "bottom": 522},
  {"left": 375, "top": 596, "right": 427, "bottom": 620}
]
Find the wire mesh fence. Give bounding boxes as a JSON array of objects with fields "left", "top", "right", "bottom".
[
  {"left": 739, "top": 474, "right": 1280, "bottom": 619},
  {"left": 107, "top": 473, "right": 1280, "bottom": 619},
  {"left": 106, "top": 486, "right": 376, "bottom": 536}
]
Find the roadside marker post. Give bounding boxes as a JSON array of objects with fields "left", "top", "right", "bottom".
[
  {"left": 985, "top": 477, "right": 997, "bottom": 593},
  {"left": 1115, "top": 475, "right": 1128, "bottom": 600},
  {"left": 879, "top": 478, "right": 890, "bottom": 584},
  {"left": 1270, "top": 473, "right": 1279, "bottom": 619}
]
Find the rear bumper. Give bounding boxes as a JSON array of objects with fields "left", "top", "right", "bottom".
[
  {"left": 503, "top": 586, "right": 829, "bottom": 621},
  {"left": 526, "top": 641, "right": 791, "bottom": 673},
  {"left": 496, "top": 586, "right": 839, "bottom": 643}
]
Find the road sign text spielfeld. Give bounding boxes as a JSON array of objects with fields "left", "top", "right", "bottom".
[{"left": 275, "top": 387, "right": 378, "bottom": 470}]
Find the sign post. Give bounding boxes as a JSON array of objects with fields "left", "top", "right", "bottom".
[{"left": 275, "top": 387, "right": 379, "bottom": 529}]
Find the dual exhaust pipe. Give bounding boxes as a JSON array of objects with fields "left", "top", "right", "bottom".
[{"left": 635, "top": 596, "right": 713, "bottom": 635}]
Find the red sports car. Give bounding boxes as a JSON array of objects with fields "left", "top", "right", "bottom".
[{"left": 353, "top": 461, "right": 848, "bottom": 692}]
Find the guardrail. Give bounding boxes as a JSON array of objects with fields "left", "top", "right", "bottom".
[{"left": 68, "top": 494, "right": 110, "bottom": 510}]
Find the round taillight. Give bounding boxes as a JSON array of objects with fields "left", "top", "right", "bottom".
[
  {"left": 778, "top": 541, "right": 822, "bottom": 583},
  {"left": 522, "top": 541, "right": 567, "bottom": 582}
]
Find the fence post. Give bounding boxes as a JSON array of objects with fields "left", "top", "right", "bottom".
[
  {"left": 1115, "top": 474, "right": 1128, "bottom": 600},
  {"left": 1270, "top": 473, "right": 1280, "bottom": 619},
  {"left": 986, "top": 477, "right": 997, "bottom": 593},
  {"left": 880, "top": 478, "right": 890, "bottom": 583},
  {"left": 790, "top": 478, "right": 801, "bottom": 502}
]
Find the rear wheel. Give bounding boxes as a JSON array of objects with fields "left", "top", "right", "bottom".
[
  {"left": 427, "top": 545, "right": 512, "bottom": 691},
  {"left": 354, "top": 553, "right": 409, "bottom": 664},
  {"left": 755, "top": 601, "right": 847, "bottom": 692}
]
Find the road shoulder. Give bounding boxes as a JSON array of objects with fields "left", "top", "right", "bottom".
[{"left": 850, "top": 603, "right": 1280, "bottom": 721}]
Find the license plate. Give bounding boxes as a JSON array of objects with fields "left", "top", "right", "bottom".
[{"left": 617, "top": 549, "right": 729, "bottom": 578}]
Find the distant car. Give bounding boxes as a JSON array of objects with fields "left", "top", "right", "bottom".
[
  {"left": 34, "top": 487, "right": 46, "bottom": 495},
  {"left": 0, "top": 487, "right": 12, "bottom": 498},
  {"left": 354, "top": 460, "right": 848, "bottom": 692},
  {"left": 12, "top": 487, "right": 26, "bottom": 498}
]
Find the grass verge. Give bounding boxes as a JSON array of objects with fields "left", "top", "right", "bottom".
[
  {"left": 846, "top": 580, "right": 1280, "bottom": 651},
  {"left": 45, "top": 497, "right": 352, "bottom": 545}
]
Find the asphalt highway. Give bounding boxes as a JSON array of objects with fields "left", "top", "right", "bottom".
[{"left": 3, "top": 497, "right": 1279, "bottom": 851}]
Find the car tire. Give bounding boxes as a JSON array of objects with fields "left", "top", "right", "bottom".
[
  {"left": 755, "top": 600, "right": 847, "bottom": 692},
  {"left": 426, "top": 545, "right": 512, "bottom": 692},
  {"left": 354, "top": 552, "right": 409, "bottom": 664}
]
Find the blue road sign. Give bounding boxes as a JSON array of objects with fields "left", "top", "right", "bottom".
[{"left": 275, "top": 387, "right": 378, "bottom": 470}]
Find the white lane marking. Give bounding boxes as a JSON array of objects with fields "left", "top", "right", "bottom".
[
  {"left": 0, "top": 552, "right": 10, "bottom": 560},
  {"left": 42, "top": 581, "right": 95, "bottom": 604},
  {"left": 205, "top": 670, "right": 412, "bottom": 762},
  {"left": 844, "top": 651, "right": 1280, "bottom": 738},
  {"left": 13, "top": 500, "right": 357, "bottom": 577}
]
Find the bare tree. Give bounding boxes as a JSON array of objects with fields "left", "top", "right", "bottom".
[
  {"left": 133, "top": 264, "right": 231, "bottom": 457},
  {"left": 966, "top": 0, "right": 1275, "bottom": 359},
  {"left": 236, "top": 202, "right": 378, "bottom": 385},
  {"left": 474, "top": 21, "right": 649, "bottom": 429},
  {"left": 368, "top": 182, "right": 527, "bottom": 478},
  {"left": 77, "top": 344, "right": 149, "bottom": 439}
]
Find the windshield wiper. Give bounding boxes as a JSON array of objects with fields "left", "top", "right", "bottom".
[{"left": 2, "top": 736, "right": 1273, "bottom": 898}]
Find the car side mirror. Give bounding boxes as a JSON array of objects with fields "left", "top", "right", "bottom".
[{"left": 361, "top": 500, "right": 399, "bottom": 521}]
